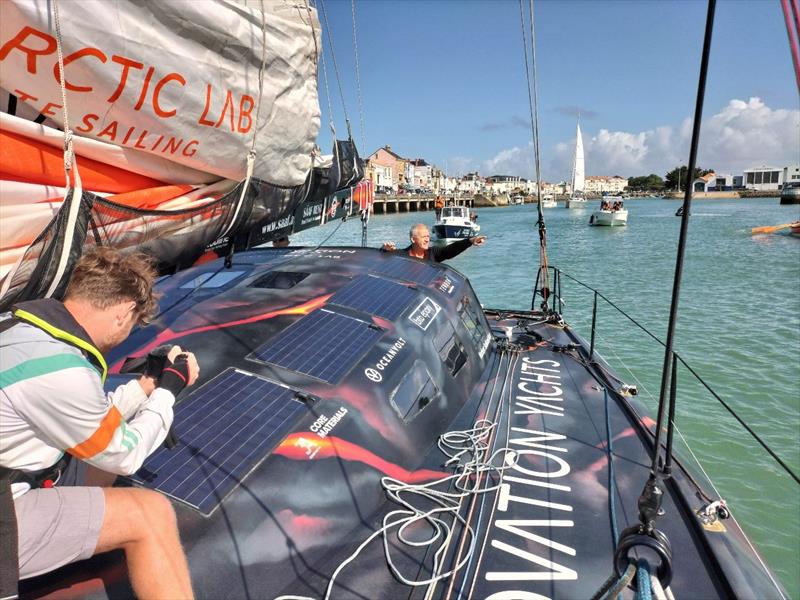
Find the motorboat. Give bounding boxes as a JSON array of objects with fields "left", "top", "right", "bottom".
[
  {"left": 780, "top": 183, "right": 800, "bottom": 205},
  {"left": 590, "top": 198, "right": 629, "bottom": 226},
  {"left": 432, "top": 204, "right": 480, "bottom": 245},
  {"left": 540, "top": 194, "right": 557, "bottom": 208}
]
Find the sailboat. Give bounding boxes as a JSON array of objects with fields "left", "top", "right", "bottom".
[
  {"left": 1, "top": 1, "right": 792, "bottom": 599},
  {"left": 564, "top": 121, "right": 587, "bottom": 208}
]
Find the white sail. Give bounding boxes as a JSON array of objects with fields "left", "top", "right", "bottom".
[{"left": 572, "top": 123, "right": 585, "bottom": 193}]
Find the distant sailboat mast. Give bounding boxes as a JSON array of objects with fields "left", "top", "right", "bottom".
[{"left": 572, "top": 121, "right": 585, "bottom": 197}]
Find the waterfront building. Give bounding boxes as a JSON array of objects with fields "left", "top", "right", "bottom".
[
  {"left": 457, "top": 172, "right": 484, "bottom": 194},
  {"left": 584, "top": 175, "right": 628, "bottom": 194},
  {"left": 367, "top": 145, "right": 405, "bottom": 190},
  {"left": 409, "top": 158, "right": 432, "bottom": 189},
  {"left": 693, "top": 172, "right": 743, "bottom": 192},
  {"left": 743, "top": 165, "right": 787, "bottom": 191},
  {"left": 486, "top": 174, "right": 527, "bottom": 196}
]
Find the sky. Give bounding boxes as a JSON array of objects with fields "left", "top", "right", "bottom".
[{"left": 316, "top": 0, "right": 799, "bottom": 183}]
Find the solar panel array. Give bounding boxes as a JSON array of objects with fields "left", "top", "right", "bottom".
[
  {"left": 131, "top": 369, "right": 305, "bottom": 515},
  {"left": 370, "top": 257, "right": 440, "bottom": 285},
  {"left": 250, "top": 309, "right": 381, "bottom": 383},
  {"left": 329, "top": 275, "right": 417, "bottom": 320}
]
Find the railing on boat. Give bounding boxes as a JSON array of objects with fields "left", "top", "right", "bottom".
[{"left": 531, "top": 266, "right": 799, "bottom": 485}]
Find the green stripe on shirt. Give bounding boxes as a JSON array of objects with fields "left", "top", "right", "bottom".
[{"left": 0, "top": 354, "right": 92, "bottom": 388}]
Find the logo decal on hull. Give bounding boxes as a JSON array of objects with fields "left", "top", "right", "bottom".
[{"left": 408, "top": 297, "right": 441, "bottom": 330}]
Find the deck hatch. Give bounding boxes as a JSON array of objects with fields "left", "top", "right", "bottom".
[
  {"left": 130, "top": 368, "right": 304, "bottom": 515},
  {"left": 329, "top": 275, "right": 417, "bottom": 320},
  {"left": 370, "top": 257, "right": 439, "bottom": 285},
  {"left": 250, "top": 309, "right": 381, "bottom": 383}
]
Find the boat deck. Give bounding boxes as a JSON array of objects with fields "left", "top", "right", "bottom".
[{"left": 19, "top": 248, "right": 783, "bottom": 600}]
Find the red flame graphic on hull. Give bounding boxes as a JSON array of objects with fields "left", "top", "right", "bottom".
[
  {"left": 110, "top": 294, "right": 331, "bottom": 372},
  {"left": 276, "top": 433, "right": 446, "bottom": 483}
]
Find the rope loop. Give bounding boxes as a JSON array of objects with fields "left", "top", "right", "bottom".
[{"left": 614, "top": 525, "right": 673, "bottom": 587}]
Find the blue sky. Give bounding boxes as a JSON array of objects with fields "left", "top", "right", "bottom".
[{"left": 316, "top": 0, "right": 799, "bottom": 182}]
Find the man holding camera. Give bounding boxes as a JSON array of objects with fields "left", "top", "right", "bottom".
[{"left": 0, "top": 248, "right": 198, "bottom": 599}]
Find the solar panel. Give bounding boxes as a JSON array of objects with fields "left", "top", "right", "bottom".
[
  {"left": 131, "top": 368, "right": 305, "bottom": 515},
  {"left": 370, "top": 257, "right": 440, "bottom": 285},
  {"left": 329, "top": 275, "right": 417, "bottom": 320},
  {"left": 250, "top": 309, "right": 381, "bottom": 383}
]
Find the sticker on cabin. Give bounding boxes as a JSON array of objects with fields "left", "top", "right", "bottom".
[
  {"left": 437, "top": 276, "right": 457, "bottom": 296},
  {"left": 408, "top": 298, "right": 441, "bottom": 330}
]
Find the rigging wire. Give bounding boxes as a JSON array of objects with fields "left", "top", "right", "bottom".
[
  {"left": 318, "top": 0, "right": 354, "bottom": 140},
  {"left": 350, "top": 0, "right": 368, "bottom": 153},
  {"left": 518, "top": 0, "right": 550, "bottom": 310},
  {"left": 559, "top": 269, "right": 800, "bottom": 486}
]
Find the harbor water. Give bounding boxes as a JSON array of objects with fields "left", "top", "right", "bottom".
[{"left": 290, "top": 197, "right": 800, "bottom": 596}]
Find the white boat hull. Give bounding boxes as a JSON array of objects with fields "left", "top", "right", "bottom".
[
  {"left": 565, "top": 197, "right": 587, "bottom": 209},
  {"left": 590, "top": 209, "right": 628, "bottom": 226}
]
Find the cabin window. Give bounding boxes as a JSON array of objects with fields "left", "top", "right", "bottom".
[
  {"left": 434, "top": 320, "right": 467, "bottom": 376},
  {"left": 457, "top": 294, "right": 487, "bottom": 348},
  {"left": 390, "top": 360, "right": 439, "bottom": 421},
  {"left": 250, "top": 271, "right": 310, "bottom": 289},
  {"left": 179, "top": 270, "right": 245, "bottom": 289}
]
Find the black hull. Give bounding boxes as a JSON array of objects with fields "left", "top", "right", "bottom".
[{"left": 19, "top": 248, "right": 786, "bottom": 600}]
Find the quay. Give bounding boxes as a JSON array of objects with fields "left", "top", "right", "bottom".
[{"left": 372, "top": 195, "right": 474, "bottom": 214}]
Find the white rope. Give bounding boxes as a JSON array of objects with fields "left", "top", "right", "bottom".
[
  {"left": 275, "top": 418, "right": 519, "bottom": 600},
  {"left": 45, "top": 0, "right": 83, "bottom": 299}
]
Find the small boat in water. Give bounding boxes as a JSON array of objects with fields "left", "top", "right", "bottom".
[
  {"left": 510, "top": 194, "right": 524, "bottom": 205},
  {"left": 565, "top": 121, "right": 587, "bottom": 209},
  {"left": 780, "top": 183, "right": 800, "bottom": 205},
  {"left": 540, "top": 193, "right": 557, "bottom": 208},
  {"left": 590, "top": 198, "right": 629, "bottom": 226},
  {"left": 432, "top": 203, "right": 480, "bottom": 245},
  {"left": 752, "top": 221, "right": 800, "bottom": 237}
]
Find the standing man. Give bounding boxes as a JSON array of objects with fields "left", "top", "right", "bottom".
[
  {"left": 382, "top": 223, "right": 486, "bottom": 263},
  {"left": 434, "top": 195, "right": 444, "bottom": 219},
  {"left": 0, "top": 248, "right": 199, "bottom": 599}
]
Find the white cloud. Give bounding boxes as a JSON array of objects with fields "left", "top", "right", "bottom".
[
  {"left": 479, "top": 143, "right": 535, "bottom": 178},
  {"left": 520, "top": 97, "right": 798, "bottom": 180}
]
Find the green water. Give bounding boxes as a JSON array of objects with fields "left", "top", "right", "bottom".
[{"left": 290, "top": 197, "right": 800, "bottom": 596}]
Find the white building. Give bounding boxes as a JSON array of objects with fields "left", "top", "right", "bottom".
[
  {"left": 486, "top": 175, "right": 527, "bottom": 196},
  {"left": 457, "top": 172, "right": 484, "bottom": 194},
  {"left": 693, "top": 173, "right": 743, "bottom": 192},
  {"left": 743, "top": 166, "right": 786, "bottom": 191},
  {"left": 782, "top": 164, "right": 800, "bottom": 188},
  {"left": 369, "top": 163, "right": 393, "bottom": 191},
  {"left": 584, "top": 176, "right": 628, "bottom": 194}
]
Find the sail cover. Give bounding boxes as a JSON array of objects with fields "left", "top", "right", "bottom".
[
  {"left": 573, "top": 123, "right": 585, "bottom": 193},
  {"left": 0, "top": 0, "right": 362, "bottom": 308}
]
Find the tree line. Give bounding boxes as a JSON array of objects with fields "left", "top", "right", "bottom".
[{"left": 627, "top": 166, "right": 713, "bottom": 191}]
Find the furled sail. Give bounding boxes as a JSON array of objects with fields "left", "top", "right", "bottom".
[
  {"left": 0, "top": 0, "right": 364, "bottom": 309},
  {"left": 572, "top": 123, "right": 585, "bottom": 193}
]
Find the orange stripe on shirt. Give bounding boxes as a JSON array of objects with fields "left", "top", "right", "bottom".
[{"left": 67, "top": 406, "right": 122, "bottom": 459}]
